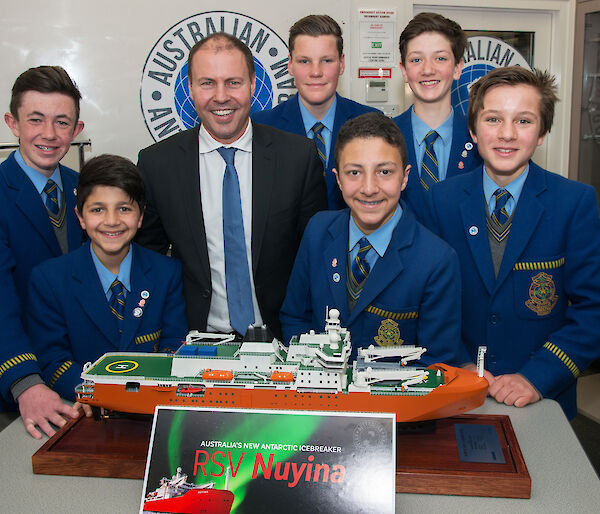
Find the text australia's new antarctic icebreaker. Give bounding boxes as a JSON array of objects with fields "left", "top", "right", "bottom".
[{"left": 76, "top": 309, "right": 488, "bottom": 422}]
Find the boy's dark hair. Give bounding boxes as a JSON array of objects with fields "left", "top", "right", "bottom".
[
  {"left": 468, "top": 66, "right": 558, "bottom": 137},
  {"left": 10, "top": 66, "right": 82, "bottom": 121},
  {"left": 399, "top": 12, "right": 467, "bottom": 66},
  {"left": 334, "top": 112, "right": 407, "bottom": 170},
  {"left": 187, "top": 32, "right": 255, "bottom": 81},
  {"left": 76, "top": 154, "right": 145, "bottom": 211},
  {"left": 289, "top": 15, "right": 343, "bottom": 57}
]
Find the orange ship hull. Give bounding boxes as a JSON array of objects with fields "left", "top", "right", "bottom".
[
  {"left": 143, "top": 488, "right": 234, "bottom": 514},
  {"left": 80, "top": 364, "right": 488, "bottom": 422}
]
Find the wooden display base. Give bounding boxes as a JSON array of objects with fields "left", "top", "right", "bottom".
[
  {"left": 32, "top": 414, "right": 152, "bottom": 479},
  {"left": 396, "top": 414, "right": 531, "bottom": 498},
  {"left": 32, "top": 412, "right": 530, "bottom": 498}
]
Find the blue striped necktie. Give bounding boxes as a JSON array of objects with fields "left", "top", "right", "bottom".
[
  {"left": 420, "top": 130, "right": 439, "bottom": 191},
  {"left": 348, "top": 237, "right": 372, "bottom": 302},
  {"left": 311, "top": 122, "right": 327, "bottom": 169},
  {"left": 492, "top": 189, "right": 511, "bottom": 226},
  {"left": 109, "top": 279, "right": 125, "bottom": 322},
  {"left": 42, "top": 178, "right": 65, "bottom": 228},
  {"left": 217, "top": 146, "right": 255, "bottom": 336}
]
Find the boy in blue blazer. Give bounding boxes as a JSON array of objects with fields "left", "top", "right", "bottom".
[
  {"left": 27, "top": 155, "right": 188, "bottom": 403},
  {"left": 1, "top": 66, "right": 86, "bottom": 438},
  {"left": 424, "top": 67, "right": 600, "bottom": 418},
  {"left": 252, "top": 15, "right": 379, "bottom": 210},
  {"left": 393, "top": 13, "right": 481, "bottom": 221},
  {"left": 281, "top": 112, "right": 461, "bottom": 366}
]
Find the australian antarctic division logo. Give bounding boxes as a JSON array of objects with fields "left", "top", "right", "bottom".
[
  {"left": 452, "top": 36, "right": 532, "bottom": 116},
  {"left": 141, "top": 12, "right": 294, "bottom": 142}
]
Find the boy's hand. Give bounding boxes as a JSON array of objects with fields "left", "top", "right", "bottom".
[
  {"left": 488, "top": 373, "right": 541, "bottom": 408},
  {"left": 17, "top": 384, "right": 81, "bottom": 439},
  {"left": 72, "top": 401, "right": 93, "bottom": 418},
  {"left": 462, "top": 363, "right": 496, "bottom": 387}
]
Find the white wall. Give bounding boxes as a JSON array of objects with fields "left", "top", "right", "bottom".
[{"left": 0, "top": 0, "right": 575, "bottom": 173}]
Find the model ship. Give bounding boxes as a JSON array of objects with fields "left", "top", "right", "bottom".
[
  {"left": 76, "top": 309, "right": 488, "bottom": 422},
  {"left": 143, "top": 466, "right": 234, "bottom": 514}
]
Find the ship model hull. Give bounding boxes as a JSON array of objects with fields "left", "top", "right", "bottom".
[{"left": 77, "top": 311, "right": 488, "bottom": 422}]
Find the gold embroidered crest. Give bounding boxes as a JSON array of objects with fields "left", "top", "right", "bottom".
[
  {"left": 525, "top": 272, "right": 559, "bottom": 316},
  {"left": 374, "top": 319, "right": 404, "bottom": 346}
]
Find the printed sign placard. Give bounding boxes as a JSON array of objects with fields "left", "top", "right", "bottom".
[{"left": 140, "top": 406, "right": 396, "bottom": 514}]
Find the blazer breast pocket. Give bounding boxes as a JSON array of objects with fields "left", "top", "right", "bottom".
[
  {"left": 512, "top": 256, "right": 565, "bottom": 320},
  {"left": 363, "top": 304, "right": 419, "bottom": 347}
]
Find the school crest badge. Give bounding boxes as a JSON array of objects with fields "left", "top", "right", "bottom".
[
  {"left": 374, "top": 319, "right": 403, "bottom": 346},
  {"left": 525, "top": 272, "right": 558, "bottom": 316}
]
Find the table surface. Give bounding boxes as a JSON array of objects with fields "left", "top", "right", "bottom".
[{"left": 0, "top": 399, "right": 598, "bottom": 513}]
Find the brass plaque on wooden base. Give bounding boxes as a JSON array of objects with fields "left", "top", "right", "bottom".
[
  {"left": 396, "top": 414, "right": 531, "bottom": 498},
  {"left": 32, "top": 414, "right": 152, "bottom": 479}
]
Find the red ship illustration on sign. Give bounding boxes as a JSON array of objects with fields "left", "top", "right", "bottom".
[
  {"left": 77, "top": 309, "right": 489, "bottom": 422},
  {"left": 143, "top": 467, "right": 234, "bottom": 514}
]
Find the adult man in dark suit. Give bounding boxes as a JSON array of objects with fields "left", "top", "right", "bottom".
[
  {"left": 136, "top": 33, "right": 327, "bottom": 341},
  {"left": 252, "top": 15, "right": 379, "bottom": 210}
]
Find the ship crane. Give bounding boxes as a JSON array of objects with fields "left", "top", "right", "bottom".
[
  {"left": 358, "top": 344, "right": 426, "bottom": 365},
  {"left": 354, "top": 367, "right": 428, "bottom": 388}
]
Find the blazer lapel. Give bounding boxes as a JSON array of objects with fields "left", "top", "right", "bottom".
[
  {"left": 495, "top": 164, "right": 545, "bottom": 290},
  {"left": 4, "top": 155, "right": 62, "bottom": 255},
  {"left": 61, "top": 165, "right": 83, "bottom": 251},
  {"left": 281, "top": 94, "right": 307, "bottom": 136},
  {"left": 325, "top": 213, "right": 351, "bottom": 322},
  {"left": 119, "top": 246, "right": 151, "bottom": 350},
  {"left": 447, "top": 114, "right": 468, "bottom": 178},
  {"left": 349, "top": 210, "right": 412, "bottom": 323},
  {"left": 73, "top": 245, "right": 120, "bottom": 346},
  {"left": 398, "top": 116, "right": 424, "bottom": 210},
  {"left": 459, "top": 171, "right": 496, "bottom": 295},
  {"left": 328, "top": 94, "right": 345, "bottom": 172},
  {"left": 250, "top": 122, "right": 275, "bottom": 271}
]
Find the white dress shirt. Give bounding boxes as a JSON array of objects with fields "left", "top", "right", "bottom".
[{"left": 198, "top": 122, "right": 263, "bottom": 333}]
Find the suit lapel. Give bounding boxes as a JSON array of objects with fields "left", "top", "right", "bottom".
[
  {"left": 251, "top": 122, "right": 275, "bottom": 271},
  {"left": 4, "top": 155, "right": 62, "bottom": 255},
  {"left": 325, "top": 213, "right": 351, "bottom": 322},
  {"left": 73, "top": 245, "right": 120, "bottom": 346},
  {"left": 459, "top": 171, "right": 496, "bottom": 295},
  {"left": 119, "top": 245, "right": 151, "bottom": 350},
  {"left": 495, "top": 164, "right": 546, "bottom": 290},
  {"left": 397, "top": 114, "right": 424, "bottom": 210},
  {"left": 447, "top": 114, "right": 468, "bottom": 178},
  {"left": 180, "top": 127, "right": 211, "bottom": 281},
  {"left": 349, "top": 209, "right": 413, "bottom": 324}
]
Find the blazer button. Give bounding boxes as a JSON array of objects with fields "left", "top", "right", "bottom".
[
  {"left": 201, "top": 289, "right": 210, "bottom": 299},
  {"left": 490, "top": 314, "right": 498, "bottom": 325}
]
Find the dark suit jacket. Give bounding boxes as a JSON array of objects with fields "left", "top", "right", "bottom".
[
  {"left": 424, "top": 163, "right": 600, "bottom": 418},
  {"left": 0, "top": 152, "right": 83, "bottom": 408},
  {"left": 393, "top": 107, "right": 481, "bottom": 222},
  {"left": 27, "top": 242, "right": 188, "bottom": 401},
  {"left": 252, "top": 93, "right": 380, "bottom": 210},
  {"left": 136, "top": 122, "right": 327, "bottom": 339}
]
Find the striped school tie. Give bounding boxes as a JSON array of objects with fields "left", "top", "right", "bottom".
[
  {"left": 420, "top": 130, "right": 439, "bottom": 191},
  {"left": 43, "top": 179, "right": 65, "bottom": 228},
  {"left": 347, "top": 237, "right": 372, "bottom": 302},
  {"left": 312, "top": 122, "right": 327, "bottom": 169},
  {"left": 109, "top": 279, "right": 125, "bottom": 322},
  {"left": 492, "top": 188, "right": 511, "bottom": 226}
]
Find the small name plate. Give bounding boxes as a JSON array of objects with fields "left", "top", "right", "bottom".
[{"left": 455, "top": 423, "right": 506, "bottom": 464}]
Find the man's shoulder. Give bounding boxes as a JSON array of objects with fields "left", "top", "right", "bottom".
[
  {"left": 32, "top": 243, "right": 87, "bottom": 276},
  {"left": 138, "top": 127, "right": 198, "bottom": 158}
]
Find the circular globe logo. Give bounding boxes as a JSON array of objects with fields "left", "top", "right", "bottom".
[
  {"left": 141, "top": 12, "right": 293, "bottom": 141},
  {"left": 451, "top": 36, "right": 531, "bottom": 116}
]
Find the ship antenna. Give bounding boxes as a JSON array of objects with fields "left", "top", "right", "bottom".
[
  {"left": 477, "top": 346, "right": 487, "bottom": 377},
  {"left": 225, "top": 466, "right": 230, "bottom": 490}
]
